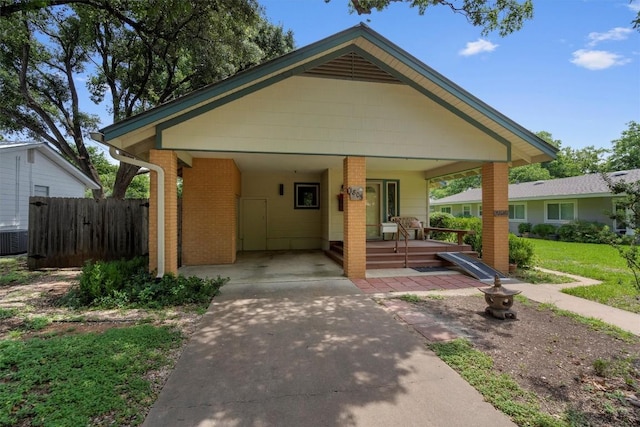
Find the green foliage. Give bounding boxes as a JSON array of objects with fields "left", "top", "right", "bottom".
[
  {"left": 508, "top": 234, "right": 535, "bottom": 268},
  {"left": 607, "top": 121, "right": 640, "bottom": 171},
  {"left": 518, "top": 222, "right": 532, "bottom": 234},
  {"left": 431, "top": 175, "right": 480, "bottom": 199},
  {"left": 556, "top": 220, "right": 614, "bottom": 244},
  {"left": 397, "top": 294, "right": 421, "bottom": 303},
  {"left": 509, "top": 163, "right": 551, "bottom": 184},
  {"left": 531, "top": 223, "right": 557, "bottom": 239},
  {"left": 601, "top": 170, "right": 640, "bottom": 292},
  {"left": 0, "top": 1, "right": 294, "bottom": 198},
  {"left": 334, "top": 0, "right": 534, "bottom": 37},
  {"left": 448, "top": 216, "right": 483, "bottom": 254},
  {"left": 0, "top": 325, "right": 182, "bottom": 426},
  {"left": 430, "top": 339, "right": 564, "bottom": 427},
  {"left": 64, "top": 257, "right": 228, "bottom": 309},
  {"left": 0, "top": 256, "right": 43, "bottom": 286}
]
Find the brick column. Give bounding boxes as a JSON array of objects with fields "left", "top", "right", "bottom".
[
  {"left": 149, "top": 149, "right": 178, "bottom": 275},
  {"left": 182, "top": 158, "right": 240, "bottom": 265},
  {"left": 481, "top": 162, "right": 509, "bottom": 273},
  {"left": 343, "top": 157, "right": 366, "bottom": 278}
]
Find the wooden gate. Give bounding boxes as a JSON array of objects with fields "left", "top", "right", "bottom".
[{"left": 28, "top": 197, "right": 148, "bottom": 269}]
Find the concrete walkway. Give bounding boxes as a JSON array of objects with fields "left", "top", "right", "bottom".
[
  {"left": 143, "top": 294, "right": 515, "bottom": 427},
  {"left": 145, "top": 252, "right": 639, "bottom": 426}
]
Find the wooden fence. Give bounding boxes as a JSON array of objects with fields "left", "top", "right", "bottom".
[{"left": 28, "top": 197, "right": 148, "bottom": 269}]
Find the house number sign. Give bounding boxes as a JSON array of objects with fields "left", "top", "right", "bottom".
[{"left": 494, "top": 210, "right": 509, "bottom": 217}]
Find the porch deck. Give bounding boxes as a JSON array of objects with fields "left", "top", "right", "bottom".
[{"left": 325, "top": 239, "right": 477, "bottom": 270}]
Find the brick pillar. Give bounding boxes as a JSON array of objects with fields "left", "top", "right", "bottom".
[
  {"left": 343, "top": 157, "right": 366, "bottom": 279},
  {"left": 182, "top": 158, "right": 240, "bottom": 265},
  {"left": 481, "top": 162, "right": 509, "bottom": 273},
  {"left": 149, "top": 149, "right": 178, "bottom": 275}
]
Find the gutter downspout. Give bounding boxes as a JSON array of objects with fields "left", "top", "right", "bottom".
[{"left": 89, "top": 133, "right": 165, "bottom": 278}]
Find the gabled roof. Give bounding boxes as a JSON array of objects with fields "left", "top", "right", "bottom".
[
  {"left": 0, "top": 141, "right": 100, "bottom": 190},
  {"left": 432, "top": 169, "right": 640, "bottom": 204},
  {"left": 99, "top": 24, "right": 557, "bottom": 172}
]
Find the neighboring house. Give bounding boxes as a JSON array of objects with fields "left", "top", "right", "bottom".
[
  {"left": 431, "top": 169, "right": 640, "bottom": 236},
  {"left": 0, "top": 141, "right": 100, "bottom": 255},
  {"left": 93, "top": 24, "right": 557, "bottom": 277}
]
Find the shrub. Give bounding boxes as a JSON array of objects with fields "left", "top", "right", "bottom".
[
  {"left": 448, "top": 216, "right": 483, "bottom": 254},
  {"left": 508, "top": 234, "right": 535, "bottom": 268},
  {"left": 428, "top": 211, "right": 454, "bottom": 240},
  {"left": 63, "top": 257, "right": 229, "bottom": 309},
  {"left": 531, "top": 223, "right": 557, "bottom": 239},
  {"left": 557, "top": 220, "right": 615, "bottom": 244},
  {"left": 517, "top": 222, "right": 532, "bottom": 235}
]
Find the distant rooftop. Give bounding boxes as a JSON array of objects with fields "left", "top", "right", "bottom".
[{"left": 432, "top": 169, "right": 640, "bottom": 204}]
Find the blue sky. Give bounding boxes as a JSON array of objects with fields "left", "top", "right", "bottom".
[{"left": 259, "top": 0, "right": 640, "bottom": 151}]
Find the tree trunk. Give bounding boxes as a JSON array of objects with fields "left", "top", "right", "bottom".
[{"left": 112, "top": 162, "right": 141, "bottom": 199}]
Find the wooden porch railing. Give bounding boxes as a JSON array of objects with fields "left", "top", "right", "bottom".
[{"left": 423, "top": 227, "right": 475, "bottom": 245}]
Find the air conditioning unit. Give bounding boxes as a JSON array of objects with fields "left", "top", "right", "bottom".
[{"left": 0, "top": 230, "right": 28, "bottom": 255}]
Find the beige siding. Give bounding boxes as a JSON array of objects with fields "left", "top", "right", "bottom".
[
  {"left": 242, "top": 171, "right": 322, "bottom": 250},
  {"left": 162, "top": 77, "right": 508, "bottom": 161}
]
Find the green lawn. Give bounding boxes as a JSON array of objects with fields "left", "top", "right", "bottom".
[
  {"left": 0, "top": 325, "right": 183, "bottom": 426},
  {"left": 528, "top": 239, "right": 640, "bottom": 313}
]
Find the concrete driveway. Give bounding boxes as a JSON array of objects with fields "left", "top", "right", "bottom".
[{"left": 143, "top": 251, "right": 514, "bottom": 426}]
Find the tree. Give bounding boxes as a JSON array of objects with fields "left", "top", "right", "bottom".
[
  {"left": 602, "top": 172, "right": 640, "bottom": 292},
  {"left": 0, "top": 1, "right": 294, "bottom": 198},
  {"left": 331, "top": 0, "right": 534, "bottom": 36},
  {"left": 431, "top": 175, "right": 480, "bottom": 199},
  {"left": 607, "top": 121, "right": 640, "bottom": 172}
]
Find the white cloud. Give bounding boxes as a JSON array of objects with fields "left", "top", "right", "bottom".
[
  {"left": 459, "top": 39, "right": 498, "bottom": 56},
  {"left": 570, "top": 49, "right": 631, "bottom": 70},
  {"left": 587, "top": 27, "right": 634, "bottom": 46},
  {"left": 628, "top": 1, "right": 640, "bottom": 13}
]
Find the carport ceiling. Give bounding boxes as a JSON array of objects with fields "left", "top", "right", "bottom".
[{"left": 188, "top": 151, "right": 452, "bottom": 174}]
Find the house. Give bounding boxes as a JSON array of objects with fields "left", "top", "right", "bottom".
[
  {"left": 430, "top": 169, "right": 640, "bottom": 236},
  {"left": 92, "top": 24, "right": 557, "bottom": 278},
  {"left": 0, "top": 141, "right": 100, "bottom": 255}
]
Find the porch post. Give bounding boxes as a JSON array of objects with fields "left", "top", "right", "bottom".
[
  {"left": 343, "top": 156, "right": 366, "bottom": 279},
  {"left": 481, "top": 162, "right": 509, "bottom": 273},
  {"left": 149, "top": 149, "right": 179, "bottom": 275},
  {"left": 425, "top": 179, "right": 431, "bottom": 227}
]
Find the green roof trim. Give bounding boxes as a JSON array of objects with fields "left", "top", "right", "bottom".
[{"left": 103, "top": 23, "right": 556, "bottom": 160}]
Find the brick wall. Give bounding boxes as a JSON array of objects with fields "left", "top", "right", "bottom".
[
  {"left": 149, "top": 149, "right": 178, "bottom": 275},
  {"left": 182, "top": 158, "right": 240, "bottom": 265},
  {"left": 343, "top": 157, "right": 366, "bottom": 278},
  {"left": 481, "top": 162, "right": 509, "bottom": 273}
]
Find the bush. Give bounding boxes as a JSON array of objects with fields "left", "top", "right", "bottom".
[
  {"left": 518, "top": 222, "right": 532, "bottom": 235},
  {"left": 62, "top": 257, "right": 229, "bottom": 309},
  {"left": 508, "top": 234, "right": 535, "bottom": 268},
  {"left": 557, "top": 220, "right": 615, "bottom": 244},
  {"left": 531, "top": 223, "right": 557, "bottom": 239},
  {"left": 428, "top": 211, "right": 455, "bottom": 240},
  {"left": 448, "top": 216, "right": 483, "bottom": 254}
]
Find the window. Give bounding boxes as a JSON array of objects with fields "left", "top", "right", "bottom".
[
  {"left": 545, "top": 200, "right": 575, "bottom": 222},
  {"left": 462, "top": 205, "right": 471, "bottom": 217},
  {"left": 34, "top": 185, "right": 49, "bottom": 197},
  {"left": 440, "top": 206, "right": 452, "bottom": 214},
  {"left": 613, "top": 200, "right": 630, "bottom": 235},
  {"left": 478, "top": 205, "right": 482, "bottom": 217},
  {"left": 508, "top": 203, "right": 526, "bottom": 221}
]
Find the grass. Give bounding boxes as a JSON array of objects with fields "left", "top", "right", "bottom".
[
  {"left": 0, "top": 256, "right": 42, "bottom": 286},
  {"left": 528, "top": 239, "right": 640, "bottom": 313},
  {"left": 536, "top": 301, "right": 637, "bottom": 343},
  {"left": 514, "top": 268, "right": 574, "bottom": 284},
  {"left": 0, "top": 324, "right": 183, "bottom": 427},
  {"left": 430, "top": 339, "right": 567, "bottom": 427}
]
